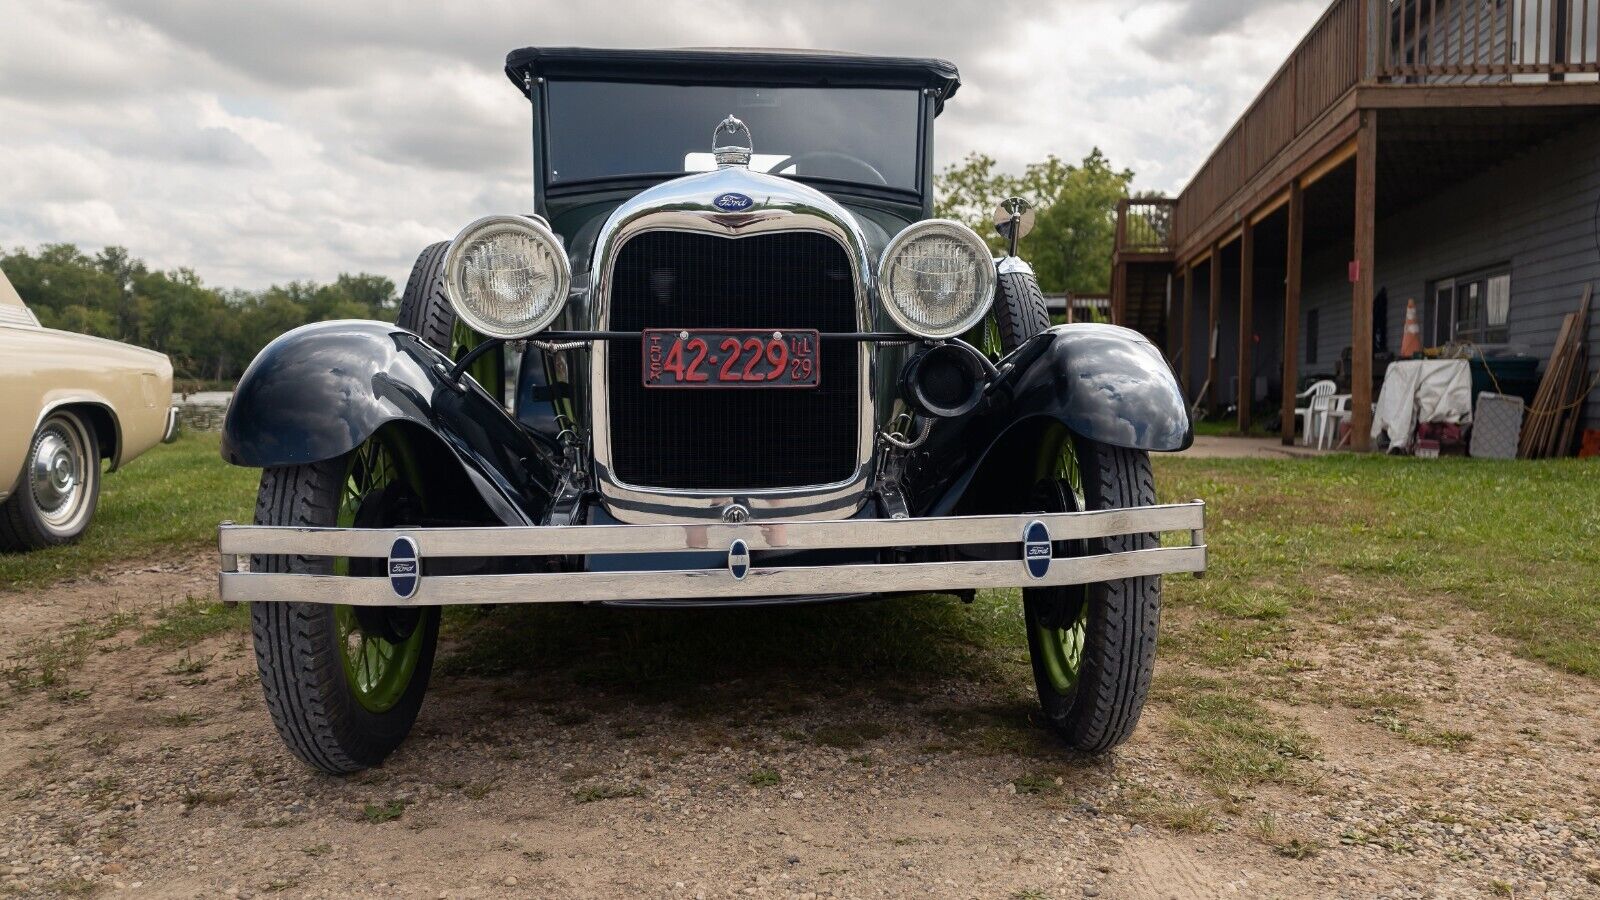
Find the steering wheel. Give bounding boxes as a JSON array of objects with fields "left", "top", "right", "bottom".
[{"left": 770, "top": 151, "right": 889, "bottom": 186}]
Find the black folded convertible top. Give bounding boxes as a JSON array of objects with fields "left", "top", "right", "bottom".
[{"left": 505, "top": 47, "right": 961, "bottom": 114}]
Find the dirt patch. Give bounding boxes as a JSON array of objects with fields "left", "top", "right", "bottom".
[{"left": 2, "top": 567, "right": 1598, "bottom": 899}]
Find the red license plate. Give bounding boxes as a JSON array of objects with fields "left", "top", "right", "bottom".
[{"left": 642, "top": 328, "right": 820, "bottom": 389}]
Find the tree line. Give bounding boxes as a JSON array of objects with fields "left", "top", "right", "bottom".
[
  {"left": 2, "top": 244, "right": 397, "bottom": 384},
  {"left": 3, "top": 149, "right": 1135, "bottom": 383},
  {"left": 935, "top": 147, "right": 1134, "bottom": 296}
]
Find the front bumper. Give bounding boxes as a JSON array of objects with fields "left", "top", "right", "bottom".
[
  {"left": 162, "top": 405, "right": 181, "bottom": 443},
  {"left": 217, "top": 502, "right": 1205, "bottom": 606}
]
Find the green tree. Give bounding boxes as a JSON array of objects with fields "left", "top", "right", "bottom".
[
  {"left": 935, "top": 149, "right": 1134, "bottom": 295},
  {"left": 1, "top": 244, "right": 399, "bottom": 383}
]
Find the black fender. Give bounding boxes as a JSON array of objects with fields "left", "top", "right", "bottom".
[
  {"left": 914, "top": 323, "right": 1191, "bottom": 516},
  {"left": 221, "top": 320, "right": 555, "bottom": 525},
  {"left": 999, "top": 323, "right": 1191, "bottom": 452}
]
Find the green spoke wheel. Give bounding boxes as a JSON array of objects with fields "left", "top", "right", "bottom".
[
  {"left": 328, "top": 436, "right": 428, "bottom": 714},
  {"left": 1029, "top": 439, "right": 1088, "bottom": 695},
  {"left": 335, "top": 606, "right": 425, "bottom": 713},
  {"left": 1033, "top": 604, "right": 1087, "bottom": 695}
]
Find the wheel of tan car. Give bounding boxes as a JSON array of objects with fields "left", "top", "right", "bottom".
[
  {"left": 0, "top": 410, "right": 102, "bottom": 551},
  {"left": 991, "top": 267, "right": 1161, "bottom": 753},
  {"left": 250, "top": 429, "right": 439, "bottom": 774}
]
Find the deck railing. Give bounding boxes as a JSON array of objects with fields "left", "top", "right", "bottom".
[
  {"left": 1170, "top": 0, "right": 1365, "bottom": 246},
  {"left": 1116, "top": 198, "right": 1178, "bottom": 255},
  {"left": 1386, "top": 0, "right": 1600, "bottom": 80},
  {"left": 1164, "top": 0, "right": 1597, "bottom": 256}
]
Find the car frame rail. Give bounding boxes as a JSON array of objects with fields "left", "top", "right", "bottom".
[{"left": 218, "top": 501, "right": 1206, "bottom": 606}]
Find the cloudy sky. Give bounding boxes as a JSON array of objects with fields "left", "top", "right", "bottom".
[{"left": 0, "top": 0, "right": 1326, "bottom": 289}]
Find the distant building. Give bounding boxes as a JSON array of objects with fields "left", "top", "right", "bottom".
[{"left": 1110, "top": 0, "right": 1599, "bottom": 448}]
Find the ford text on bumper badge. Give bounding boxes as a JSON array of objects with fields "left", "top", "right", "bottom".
[
  {"left": 713, "top": 192, "right": 754, "bottom": 211},
  {"left": 728, "top": 539, "right": 750, "bottom": 580},
  {"left": 388, "top": 536, "right": 420, "bottom": 599},
  {"left": 1023, "top": 520, "right": 1051, "bottom": 579}
]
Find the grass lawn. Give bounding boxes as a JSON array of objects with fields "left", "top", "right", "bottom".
[
  {"left": 1158, "top": 453, "right": 1600, "bottom": 679},
  {"left": 0, "top": 433, "right": 257, "bottom": 591}
]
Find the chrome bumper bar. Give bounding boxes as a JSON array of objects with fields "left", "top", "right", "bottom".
[
  {"left": 161, "top": 405, "right": 181, "bottom": 443},
  {"left": 217, "top": 502, "right": 1205, "bottom": 606}
]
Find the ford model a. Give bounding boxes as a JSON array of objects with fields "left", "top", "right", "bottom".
[{"left": 218, "top": 48, "right": 1203, "bottom": 773}]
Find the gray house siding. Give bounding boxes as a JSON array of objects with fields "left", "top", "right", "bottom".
[{"left": 1298, "top": 113, "right": 1600, "bottom": 428}]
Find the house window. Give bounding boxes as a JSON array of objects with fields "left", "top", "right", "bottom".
[
  {"left": 1429, "top": 267, "right": 1511, "bottom": 345},
  {"left": 1305, "top": 309, "right": 1319, "bottom": 365}
]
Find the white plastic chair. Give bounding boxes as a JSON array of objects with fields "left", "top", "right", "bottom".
[
  {"left": 1293, "top": 380, "right": 1336, "bottom": 446},
  {"left": 1318, "top": 394, "right": 1352, "bottom": 450}
]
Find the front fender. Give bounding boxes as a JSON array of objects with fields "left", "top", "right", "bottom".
[
  {"left": 221, "top": 320, "right": 554, "bottom": 525},
  {"left": 1003, "top": 324, "right": 1191, "bottom": 452},
  {"left": 914, "top": 324, "right": 1190, "bottom": 517}
]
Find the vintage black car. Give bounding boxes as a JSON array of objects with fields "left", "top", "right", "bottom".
[{"left": 218, "top": 48, "right": 1204, "bottom": 774}]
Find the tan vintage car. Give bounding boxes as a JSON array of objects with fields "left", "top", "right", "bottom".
[{"left": 0, "top": 266, "right": 178, "bottom": 550}]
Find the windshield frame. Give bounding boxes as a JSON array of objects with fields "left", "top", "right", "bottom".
[{"left": 529, "top": 77, "right": 935, "bottom": 214}]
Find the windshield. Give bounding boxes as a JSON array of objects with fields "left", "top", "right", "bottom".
[{"left": 543, "top": 81, "right": 923, "bottom": 192}]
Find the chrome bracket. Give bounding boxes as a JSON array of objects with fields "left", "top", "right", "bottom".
[{"left": 542, "top": 430, "right": 590, "bottom": 528}]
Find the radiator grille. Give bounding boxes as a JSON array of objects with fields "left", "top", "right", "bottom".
[{"left": 606, "top": 230, "right": 860, "bottom": 490}]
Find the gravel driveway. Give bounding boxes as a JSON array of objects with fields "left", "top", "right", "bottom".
[{"left": 2, "top": 555, "right": 1597, "bottom": 899}]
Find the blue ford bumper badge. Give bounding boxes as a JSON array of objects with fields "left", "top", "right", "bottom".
[
  {"left": 713, "top": 192, "right": 754, "bottom": 211},
  {"left": 1023, "top": 520, "right": 1051, "bottom": 579},
  {"left": 728, "top": 539, "right": 750, "bottom": 580},
  {"left": 388, "top": 536, "right": 420, "bottom": 599}
]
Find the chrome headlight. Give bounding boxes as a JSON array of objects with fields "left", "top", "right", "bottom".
[
  {"left": 877, "top": 219, "right": 996, "bottom": 339},
  {"left": 442, "top": 215, "right": 571, "bottom": 339}
]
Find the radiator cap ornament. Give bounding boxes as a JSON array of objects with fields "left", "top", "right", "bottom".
[
  {"left": 1023, "top": 520, "right": 1051, "bottom": 580},
  {"left": 388, "top": 536, "right": 420, "bottom": 599},
  {"left": 713, "top": 114, "right": 753, "bottom": 169}
]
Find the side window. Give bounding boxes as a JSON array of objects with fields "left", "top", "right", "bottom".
[
  {"left": 1430, "top": 266, "right": 1511, "bottom": 345},
  {"left": 1305, "top": 309, "right": 1319, "bottom": 365},
  {"left": 1485, "top": 273, "right": 1510, "bottom": 341}
]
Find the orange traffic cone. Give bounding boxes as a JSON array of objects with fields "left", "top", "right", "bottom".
[{"left": 1400, "top": 298, "right": 1424, "bottom": 358}]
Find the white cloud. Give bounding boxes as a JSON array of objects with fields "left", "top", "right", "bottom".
[{"left": 0, "top": 0, "right": 1327, "bottom": 289}]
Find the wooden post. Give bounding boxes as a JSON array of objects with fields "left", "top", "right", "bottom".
[
  {"left": 1207, "top": 243, "right": 1222, "bottom": 413},
  {"left": 1181, "top": 264, "right": 1195, "bottom": 401},
  {"left": 1351, "top": 112, "right": 1378, "bottom": 451},
  {"left": 1237, "top": 223, "right": 1255, "bottom": 433},
  {"left": 1111, "top": 263, "right": 1126, "bottom": 327},
  {"left": 1281, "top": 183, "right": 1305, "bottom": 445}
]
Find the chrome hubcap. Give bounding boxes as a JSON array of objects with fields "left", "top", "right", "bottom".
[{"left": 29, "top": 420, "right": 88, "bottom": 528}]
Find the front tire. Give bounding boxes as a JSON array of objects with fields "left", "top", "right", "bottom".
[
  {"left": 1024, "top": 437, "right": 1160, "bottom": 752},
  {"left": 0, "top": 410, "right": 101, "bottom": 551},
  {"left": 988, "top": 265, "right": 1161, "bottom": 753},
  {"left": 250, "top": 432, "right": 439, "bottom": 774}
]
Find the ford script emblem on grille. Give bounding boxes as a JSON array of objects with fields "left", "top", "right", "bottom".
[
  {"left": 388, "top": 536, "right": 420, "bottom": 599},
  {"left": 713, "top": 192, "right": 754, "bottom": 211},
  {"left": 728, "top": 539, "right": 750, "bottom": 580},
  {"left": 1023, "top": 520, "right": 1051, "bottom": 580}
]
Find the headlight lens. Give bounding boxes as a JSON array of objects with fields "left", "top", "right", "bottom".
[
  {"left": 878, "top": 220, "right": 996, "bottom": 339},
  {"left": 442, "top": 215, "right": 571, "bottom": 340}
]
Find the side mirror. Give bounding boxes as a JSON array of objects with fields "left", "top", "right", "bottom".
[{"left": 992, "top": 197, "right": 1035, "bottom": 257}]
